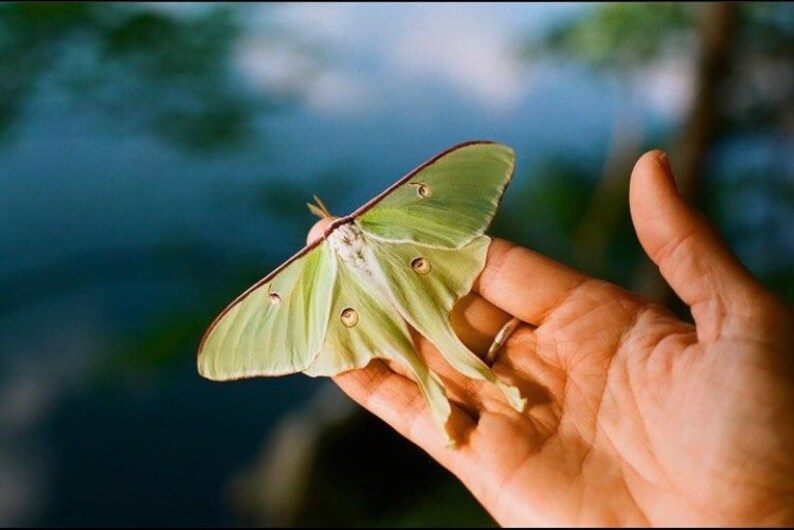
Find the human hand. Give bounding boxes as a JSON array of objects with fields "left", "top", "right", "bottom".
[{"left": 307, "top": 151, "right": 794, "bottom": 526}]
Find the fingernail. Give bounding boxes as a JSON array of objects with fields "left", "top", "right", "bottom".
[
  {"left": 657, "top": 151, "right": 678, "bottom": 190},
  {"left": 658, "top": 151, "right": 671, "bottom": 172}
]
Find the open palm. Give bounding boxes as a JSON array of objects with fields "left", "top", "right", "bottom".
[{"left": 310, "top": 151, "right": 794, "bottom": 526}]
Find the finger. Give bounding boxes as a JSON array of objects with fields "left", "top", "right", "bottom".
[
  {"left": 451, "top": 292, "right": 512, "bottom": 356},
  {"left": 417, "top": 293, "right": 558, "bottom": 415},
  {"left": 333, "top": 360, "right": 476, "bottom": 457},
  {"left": 473, "top": 238, "right": 590, "bottom": 326},
  {"left": 414, "top": 297, "right": 516, "bottom": 413},
  {"left": 386, "top": 290, "right": 536, "bottom": 416},
  {"left": 333, "top": 359, "right": 551, "bottom": 519},
  {"left": 629, "top": 151, "right": 764, "bottom": 322}
]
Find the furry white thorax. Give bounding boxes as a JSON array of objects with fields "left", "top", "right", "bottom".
[{"left": 327, "top": 222, "right": 370, "bottom": 272}]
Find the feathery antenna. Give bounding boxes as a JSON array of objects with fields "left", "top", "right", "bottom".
[{"left": 307, "top": 194, "right": 332, "bottom": 219}]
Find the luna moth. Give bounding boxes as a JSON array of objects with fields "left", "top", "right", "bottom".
[{"left": 198, "top": 141, "right": 526, "bottom": 445}]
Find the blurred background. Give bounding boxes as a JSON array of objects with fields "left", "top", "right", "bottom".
[{"left": 0, "top": 2, "right": 791, "bottom": 526}]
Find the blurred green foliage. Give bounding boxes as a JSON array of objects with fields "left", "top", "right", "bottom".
[
  {"left": 527, "top": 3, "right": 696, "bottom": 68},
  {"left": 0, "top": 2, "right": 259, "bottom": 150}
]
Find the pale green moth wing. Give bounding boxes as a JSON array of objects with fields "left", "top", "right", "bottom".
[
  {"left": 303, "top": 253, "right": 453, "bottom": 444},
  {"left": 356, "top": 142, "right": 514, "bottom": 249},
  {"left": 198, "top": 141, "right": 522, "bottom": 444},
  {"left": 198, "top": 242, "right": 335, "bottom": 380},
  {"left": 368, "top": 235, "right": 526, "bottom": 412}
]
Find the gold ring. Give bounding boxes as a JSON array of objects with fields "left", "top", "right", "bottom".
[{"left": 485, "top": 317, "right": 521, "bottom": 364}]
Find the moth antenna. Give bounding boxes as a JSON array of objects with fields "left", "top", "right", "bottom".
[
  {"left": 307, "top": 203, "right": 327, "bottom": 219},
  {"left": 313, "top": 195, "right": 332, "bottom": 215},
  {"left": 307, "top": 194, "right": 333, "bottom": 219}
]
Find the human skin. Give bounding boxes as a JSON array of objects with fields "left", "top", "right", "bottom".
[{"left": 307, "top": 151, "right": 794, "bottom": 526}]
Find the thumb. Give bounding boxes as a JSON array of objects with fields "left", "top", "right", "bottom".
[{"left": 629, "top": 151, "right": 762, "bottom": 330}]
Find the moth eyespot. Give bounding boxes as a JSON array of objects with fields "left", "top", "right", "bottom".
[
  {"left": 411, "top": 256, "right": 431, "bottom": 275},
  {"left": 268, "top": 292, "right": 281, "bottom": 305},
  {"left": 410, "top": 182, "right": 431, "bottom": 199},
  {"left": 341, "top": 307, "right": 359, "bottom": 328}
]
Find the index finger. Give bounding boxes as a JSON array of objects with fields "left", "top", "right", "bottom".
[{"left": 473, "top": 238, "right": 590, "bottom": 326}]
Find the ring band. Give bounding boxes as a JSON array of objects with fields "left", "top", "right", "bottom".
[{"left": 485, "top": 317, "right": 521, "bottom": 364}]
